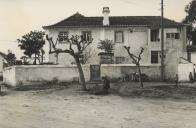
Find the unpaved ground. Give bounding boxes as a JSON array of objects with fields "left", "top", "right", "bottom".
[{"left": 1, "top": 85, "right": 196, "bottom": 128}]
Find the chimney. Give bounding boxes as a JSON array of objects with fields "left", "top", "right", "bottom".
[{"left": 102, "top": 7, "right": 110, "bottom": 26}]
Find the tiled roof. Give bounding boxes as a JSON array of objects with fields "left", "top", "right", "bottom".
[{"left": 43, "top": 12, "right": 184, "bottom": 29}]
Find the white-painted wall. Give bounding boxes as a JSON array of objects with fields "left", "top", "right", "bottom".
[
  {"left": 48, "top": 27, "right": 151, "bottom": 65},
  {"left": 4, "top": 63, "right": 194, "bottom": 86},
  {"left": 191, "top": 52, "right": 196, "bottom": 64},
  {"left": 4, "top": 64, "right": 162, "bottom": 86},
  {"left": 3, "top": 65, "right": 90, "bottom": 86},
  {"left": 101, "top": 64, "right": 161, "bottom": 81},
  {"left": 178, "top": 63, "right": 194, "bottom": 82},
  {"left": 3, "top": 66, "right": 16, "bottom": 85}
]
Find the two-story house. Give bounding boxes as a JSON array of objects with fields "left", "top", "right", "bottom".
[{"left": 43, "top": 7, "right": 187, "bottom": 81}]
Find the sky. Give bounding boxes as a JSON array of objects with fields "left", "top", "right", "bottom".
[{"left": 0, "top": 0, "right": 192, "bottom": 59}]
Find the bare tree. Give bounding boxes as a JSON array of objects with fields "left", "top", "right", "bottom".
[
  {"left": 81, "top": 49, "right": 92, "bottom": 64},
  {"left": 124, "top": 46, "right": 144, "bottom": 88},
  {"left": 46, "top": 35, "right": 93, "bottom": 90}
]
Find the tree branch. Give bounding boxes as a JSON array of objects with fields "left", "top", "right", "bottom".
[
  {"left": 137, "top": 47, "right": 144, "bottom": 63},
  {"left": 124, "top": 46, "right": 138, "bottom": 64}
]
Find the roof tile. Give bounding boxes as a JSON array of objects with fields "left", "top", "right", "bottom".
[{"left": 43, "top": 12, "right": 184, "bottom": 29}]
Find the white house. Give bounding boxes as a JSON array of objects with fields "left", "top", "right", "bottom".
[
  {"left": 0, "top": 52, "right": 7, "bottom": 79},
  {"left": 43, "top": 7, "right": 188, "bottom": 81},
  {"left": 187, "top": 45, "right": 196, "bottom": 64}
]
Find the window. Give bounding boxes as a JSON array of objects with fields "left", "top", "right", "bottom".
[
  {"left": 116, "top": 57, "right": 125, "bottom": 64},
  {"left": 58, "top": 32, "right": 69, "bottom": 43},
  {"left": 100, "top": 54, "right": 114, "bottom": 64},
  {"left": 151, "top": 29, "right": 159, "bottom": 42},
  {"left": 115, "top": 31, "right": 124, "bottom": 43},
  {"left": 166, "top": 33, "right": 170, "bottom": 38},
  {"left": 175, "top": 33, "right": 180, "bottom": 39},
  {"left": 151, "top": 51, "right": 159, "bottom": 64},
  {"left": 82, "top": 31, "right": 92, "bottom": 41},
  {"left": 166, "top": 33, "right": 180, "bottom": 39}
]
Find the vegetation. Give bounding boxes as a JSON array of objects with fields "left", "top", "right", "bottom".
[
  {"left": 20, "top": 56, "right": 28, "bottom": 64},
  {"left": 183, "top": 0, "right": 196, "bottom": 45},
  {"left": 184, "top": 0, "right": 196, "bottom": 26},
  {"left": 46, "top": 34, "right": 93, "bottom": 90},
  {"left": 97, "top": 39, "right": 115, "bottom": 53},
  {"left": 124, "top": 46, "right": 144, "bottom": 88},
  {"left": 6, "top": 51, "right": 16, "bottom": 66},
  {"left": 17, "top": 31, "right": 45, "bottom": 64}
]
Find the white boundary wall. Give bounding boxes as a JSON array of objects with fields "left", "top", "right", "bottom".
[
  {"left": 3, "top": 64, "right": 163, "bottom": 86},
  {"left": 3, "top": 65, "right": 90, "bottom": 86},
  {"left": 178, "top": 63, "right": 194, "bottom": 82}
]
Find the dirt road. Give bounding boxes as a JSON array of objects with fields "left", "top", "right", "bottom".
[{"left": 1, "top": 86, "right": 196, "bottom": 128}]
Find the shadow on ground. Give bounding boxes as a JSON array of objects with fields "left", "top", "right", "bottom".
[{"left": 2, "top": 81, "right": 196, "bottom": 101}]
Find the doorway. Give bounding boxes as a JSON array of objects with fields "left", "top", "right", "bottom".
[{"left": 90, "top": 65, "right": 100, "bottom": 81}]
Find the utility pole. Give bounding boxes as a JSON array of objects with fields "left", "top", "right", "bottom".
[{"left": 161, "top": 0, "right": 164, "bottom": 81}]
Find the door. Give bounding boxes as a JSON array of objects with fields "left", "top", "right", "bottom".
[{"left": 90, "top": 65, "right": 100, "bottom": 81}]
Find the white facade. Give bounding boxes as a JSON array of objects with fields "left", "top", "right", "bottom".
[
  {"left": 43, "top": 7, "right": 188, "bottom": 81},
  {"left": 45, "top": 26, "right": 187, "bottom": 80},
  {"left": 190, "top": 52, "right": 196, "bottom": 64},
  {"left": 47, "top": 27, "right": 187, "bottom": 62}
]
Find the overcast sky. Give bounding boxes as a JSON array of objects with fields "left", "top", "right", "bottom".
[{"left": 0, "top": 0, "right": 192, "bottom": 58}]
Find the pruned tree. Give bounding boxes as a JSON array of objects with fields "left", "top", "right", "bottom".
[
  {"left": 81, "top": 49, "right": 92, "bottom": 64},
  {"left": 124, "top": 46, "right": 144, "bottom": 88},
  {"left": 17, "top": 31, "right": 45, "bottom": 64},
  {"left": 46, "top": 35, "right": 93, "bottom": 90}
]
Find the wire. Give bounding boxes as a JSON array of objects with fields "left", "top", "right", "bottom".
[
  {"left": 0, "top": 40, "right": 17, "bottom": 42},
  {"left": 119, "top": 0, "right": 160, "bottom": 11}
]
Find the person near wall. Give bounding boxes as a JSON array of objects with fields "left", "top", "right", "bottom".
[
  {"left": 103, "top": 76, "right": 110, "bottom": 94},
  {"left": 189, "top": 72, "right": 194, "bottom": 83},
  {"left": 175, "top": 74, "right": 179, "bottom": 88},
  {"left": 90, "top": 76, "right": 110, "bottom": 95}
]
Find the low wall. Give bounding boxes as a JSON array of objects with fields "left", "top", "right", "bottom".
[
  {"left": 101, "top": 64, "right": 161, "bottom": 81},
  {"left": 4, "top": 64, "right": 163, "bottom": 86},
  {"left": 178, "top": 63, "right": 194, "bottom": 82},
  {"left": 3, "top": 65, "right": 90, "bottom": 86},
  {"left": 3, "top": 66, "right": 16, "bottom": 85}
]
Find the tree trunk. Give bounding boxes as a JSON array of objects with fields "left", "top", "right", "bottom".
[
  {"left": 37, "top": 56, "right": 41, "bottom": 64},
  {"left": 137, "top": 63, "right": 144, "bottom": 88},
  {"left": 34, "top": 54, "right": 37, "bottom": 65},
  {"left": 74, "top": 56, "right": 87, "bottom": 91},
  {"left": 55, "top": 53, "right": 59, "bottom": 64},
  {"left": 41, "top": 52, "right": 44, "bottom": 64}
]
